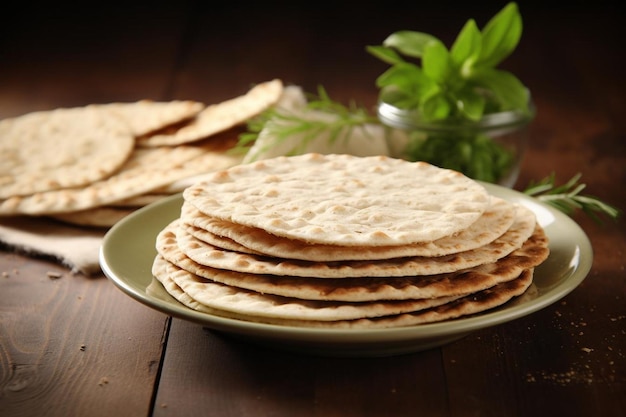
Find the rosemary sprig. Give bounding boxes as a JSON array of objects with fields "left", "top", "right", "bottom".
[
  {"left": 231, "top": 108, "right": 279, "bottom": 154},
  {"left": 235, "top": 86, "right": 378, "bottom": 158},
  {"left": 523, "top": 173, "right": 620, "bottom": 223}
]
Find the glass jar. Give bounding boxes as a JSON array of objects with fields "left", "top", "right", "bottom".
[{"left": 378, "top": 101, "right": 535, "bottom": 188}]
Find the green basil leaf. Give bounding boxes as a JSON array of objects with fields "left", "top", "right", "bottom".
[
  {"left": 366, "top": 45, "right": 405, "bottom": 65},
  {"left": 471, "top": 68, "right": 529, "bottom": 112},
  {"left": 377, "top": 63, "right": 440, "bottom": 111},
  {"left": 382, "top": 31, "right": 440, "bottom": 58},
  {"left": 375, "top": 63, "right": 423, "bottom": 89},
  {"left": 455, "top": 89, "right": 486, "bottom": 121},
  {"left": 450, "top": 19, "right": 482, "bottom": 69},
  {"left": 477, "top": 2, "right": 522, "bottom": 68},
  {"left": 421, "top": 92, "right": 451, "bottom": 120},
  {"left": 422, "top": 40, "right": 452, "bottom": 83}
]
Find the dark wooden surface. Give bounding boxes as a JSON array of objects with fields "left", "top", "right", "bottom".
[{"left": 1, "top": 3, "right": 624, "bottom": 416}]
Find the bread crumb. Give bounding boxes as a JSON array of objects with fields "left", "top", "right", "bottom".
[
  {"left": 47, "top": 271, "right": 63, "bottom": 279},
  {"left": 581, "top": 347, "right": 593, "bottom": 353},
  {"left": 80, "top": 344, "right": 86, "bottom": 351},
  {"left": 525, "top": 367, "right": 594, "bottom": 386},
  {"left": 98, "top": 377, "right": 109, "bottom": 386}
]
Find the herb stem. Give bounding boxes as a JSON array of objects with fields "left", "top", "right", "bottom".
[{"left": 523, "top": 173, "right": 620, "bottom": 222}]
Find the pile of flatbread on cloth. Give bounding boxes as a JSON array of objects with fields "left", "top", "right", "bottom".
[
  {"left": 0, "top": 78, "right": 416, "bottom": 275},
  {"left": 0, "top": 80, "right": 287, "bottom": 274},
  {"left": 152, "top": 153, "right": 550, "bottom": 328}
]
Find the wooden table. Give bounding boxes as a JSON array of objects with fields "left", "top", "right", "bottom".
[{"left": 1, "top": 3, "right": 624, "bottom": 416}]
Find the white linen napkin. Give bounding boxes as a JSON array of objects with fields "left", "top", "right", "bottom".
[{"left": 0, "top": 216, "right": 105, "bottom": 275}]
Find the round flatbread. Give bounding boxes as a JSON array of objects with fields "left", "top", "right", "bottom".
[
  {"left": 180, "top": 222, "right": 265, "bottom": 256},
  {"left": 153, "top": 255, "right": 464, "bottom": 322},
  {"left": 137, "top": 79, "right": 283, "bottom": 147},
  {"left": 156, "top": 219, "right": 549, "bottom": 301},
  {"left": 0, "top": 105, "right": 134, "bottom": 199},
  {"left": 173, "top": 205, "right": 537, "bottom": 278},
  {"left": 179, "top": 196, "right": 517, "bottom": 261},
  {"left": 102, "top": 100, "right": 205, "bottom": 137},
  {"left": 183, "top": 154, "right": 491, "bottom": 246},
  {"left": 152, "top": 254, "right": 535, "bottom": 328},
  {"left": 109, "top": 193, "right": 172, "bottom": 208},
  {"left": 0, "top": 144, "right": 242, "bottom": 216}
]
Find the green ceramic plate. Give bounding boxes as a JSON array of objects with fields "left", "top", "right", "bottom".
[{"left": 100, "top": 182, "right": 593, "bottom": 357}]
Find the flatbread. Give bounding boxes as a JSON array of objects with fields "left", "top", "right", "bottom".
[
  {"left": 153, "top": 255, "right": 464, "bottom": 321},
  {"left": 156, "top": 219, "right": 549, "bottom": 301},
  {"left": 109, "top": 193, "right": 171, "bottom": 208},
  {"left": 0, "top": 105, "right": 134, "bottom": 199},
  {"left": 180, "top": 222, "right": 265, "bottom": 256},
  {"left": 0, "top": 144, "right": 242, "bottom": 216},
  {"left": 137, "top": 79, "right": 283, "bottom": 147},
  {"left": 152, "top": 254, "right": 535, "bottom": 328},
  {"left": 314, "top": 270, "right": 534, "bottom": 329},
  {"left": 50, "top": 206, "right": 134, "bottom": 227},
  {"left": 183, "top": 153, "right": 492, "bottom": 246},
  {"left": 179, "top": 196, "right": 517, "bottom": 261},
  {"left": 174, "top": 205, "right": 537, "bottom": 278},
  {"left": 101, "top": 100, "right": 205, "bottom": 137}
]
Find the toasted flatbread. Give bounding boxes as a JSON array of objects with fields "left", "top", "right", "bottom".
[
  {"left": 154, "top": 254, "right": 464, "bottom": 321},
  {"left": 102, "top": 100, "right": 205, "bottom": 137},
  {"left": 0, "top": 143, "right": 242, "bottom": 216},
  {"left": 156, "top": 219, "right": 549, "bottom": 301},
  {"left": 108, "top": 193, "right": 172, "bottom": 208},
  {"left": 173, "top": 205, "right": 537, "bottom": 278},
  {"left": 137, "top": 80, "right": 283, "bottom": 147},
  {"left": 183, "top": 153, "right": 492, "bottom": 246},
  {"left": 179, "top": 196, "right": 517, "bottom": 261},
  {"left": 152, "top": 254, "right": 535, "bottom": 328},
  {"left": 0, "top": 106, "right": 134, "bottom": 199}
]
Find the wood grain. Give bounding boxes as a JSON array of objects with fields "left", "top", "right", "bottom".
[
  {"left": 0, "top": 253, "right": 168, "bottom": 417},
  {"left": 153, "top": 318, "right": 449, "bottom": 417}
]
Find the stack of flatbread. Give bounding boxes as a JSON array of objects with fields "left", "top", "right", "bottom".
[
  {"left": 0, "top": 79, "right": 284, "bottom": 227},
  {"left": 152, "top": 153, "right": 550, "bottom": 329}
]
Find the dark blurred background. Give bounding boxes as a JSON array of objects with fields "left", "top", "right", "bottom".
[{"left": 1, "top": 1, "right": 623, "bottom": 117}]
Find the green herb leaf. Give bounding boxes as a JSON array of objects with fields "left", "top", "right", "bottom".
[
  {"left": 421, "top": 93, "right": 451, "bottom": 121},
  {"left": 375, "top": 63, "right": 425, "bottom": 91},
  {"left": 470, "top": 68, "right": 529, "bottom": 112},
  {"left": 476, "top": 2, "right": 523, "bottom": 68},
  {"left": 455, "top": 88, "right": 486, "bottom": 121},
  {"left": 365, "top": 45, "right": 405, "bottom": 65},
  {"left": 451, "top": 19, "right": 482, "bottom": 70},
  {"left": 382, "top": 31, "right": 440, "bottom": 58},
  {"left": 376, "top": 63, "right": 439, "bottom": 110},
  {"left": 422, "top": 40, "right": 452, "bottom": 83}
]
